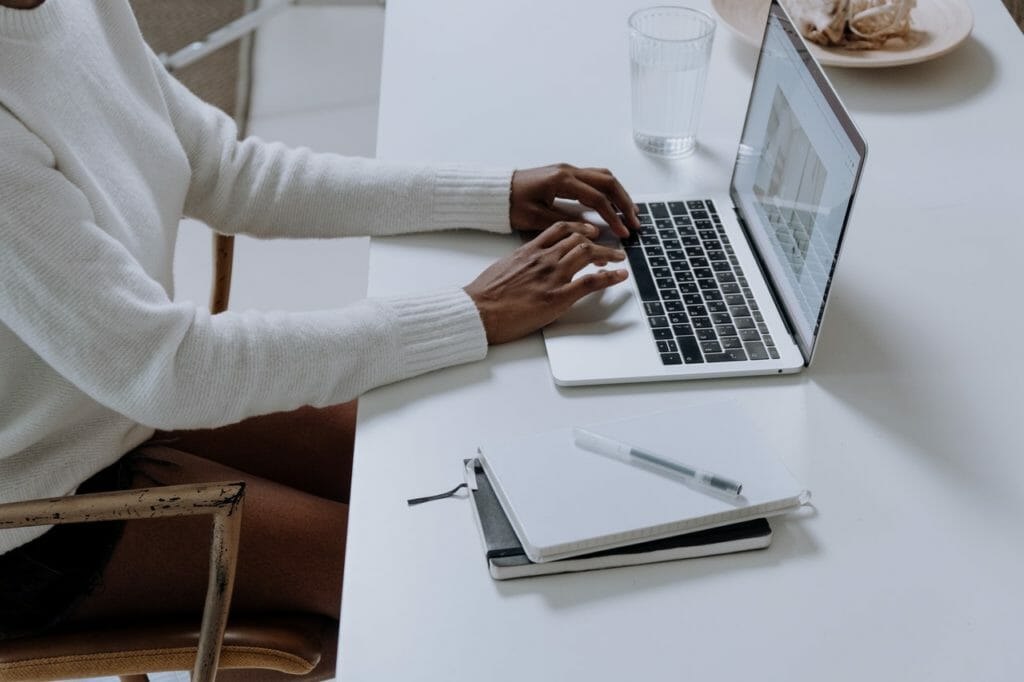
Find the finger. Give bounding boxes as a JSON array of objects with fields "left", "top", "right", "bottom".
[
  {"left": 558, "top": 268, "right": 630, "bottom": 303},
  {"left": 531, "top": 220, "right": 599, "bottom": 249},
  {"left": 560, "top": 178, "right": 630, "bottom": 238},
  {"left": 557, "top": 238, "right": 625, "bottom": 273},
  {"left": 576, "top": 168, "right": 641, "bottom": 233}
]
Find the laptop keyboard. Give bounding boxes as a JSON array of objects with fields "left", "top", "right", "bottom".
[{"left": 623, "top": 200, "right": 779, "bottom": 366}]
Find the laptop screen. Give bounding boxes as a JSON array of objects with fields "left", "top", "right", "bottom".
[{"left": 729, "top": 1, "right": 866, "bottom": 362}]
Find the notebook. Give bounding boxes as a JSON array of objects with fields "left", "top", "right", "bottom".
[
  {"left": 467, "top": 459, "right": 773, "bottom": 580},
  {"left": 475, "top": 401, "right": 808, "bottom": 563},
  {"left": 542, "top": 0, "right": 868, "bottom": 385}
]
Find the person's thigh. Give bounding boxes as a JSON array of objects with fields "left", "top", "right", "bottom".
[
  {"left": 67, "top": 444, "right": 347, "bottom": 623},
  {"left": 156, "top": 401, "right": 357, "bottom": 504}
]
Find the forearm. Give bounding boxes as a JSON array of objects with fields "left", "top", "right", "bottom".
[{"left": 149, "top": 51, "right": 513, "bottom": 239}]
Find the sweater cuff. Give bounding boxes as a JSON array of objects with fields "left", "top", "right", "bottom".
[
  {"left": 432, "top": 164, "right": 513, "bottom": 234},
  {"left": 379, "top": 288, "right": 488, "bottom": 382}
]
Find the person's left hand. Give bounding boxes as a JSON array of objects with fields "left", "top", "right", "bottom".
[{"left": 510, "top": 164, "right": 641, "bottom": 238}]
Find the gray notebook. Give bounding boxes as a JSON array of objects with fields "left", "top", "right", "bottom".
[{"left": 476, "top": 401, "right": 809, "bottom": 563}]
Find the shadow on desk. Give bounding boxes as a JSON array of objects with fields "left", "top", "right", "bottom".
[
  {"left": 827, "top": 38, "right": 996, "bottom": 113},
  {"left": 493, "top": 515, "right": 818, "bottom": 609},
  {"left": 810, "top": 286, "right": 1016, "bottom": 509}
]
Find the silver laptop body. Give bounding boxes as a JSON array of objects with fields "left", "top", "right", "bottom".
[{"left": 543, "top": 1, "right": 867, "bottom": 386}]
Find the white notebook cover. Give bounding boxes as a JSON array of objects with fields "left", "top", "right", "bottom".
[{"left": 478, "top": 402, "right": 808, "bottom": 563}]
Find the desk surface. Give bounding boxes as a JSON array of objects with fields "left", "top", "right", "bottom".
[{"left": 338, "top": 2, "right": 1024, "bottom": 680}]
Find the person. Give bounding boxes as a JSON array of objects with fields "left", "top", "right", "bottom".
[{"left": 0, "top": 0, "right": 639, "bottom": 648}]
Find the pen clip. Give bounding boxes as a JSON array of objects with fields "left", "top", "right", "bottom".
[{"left": 465, "top": 456, "right": 479, "bottom": 491}]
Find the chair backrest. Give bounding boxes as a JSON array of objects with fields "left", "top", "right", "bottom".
[{"left": 130, "top": 0, "right": 257, "bottom": 314}]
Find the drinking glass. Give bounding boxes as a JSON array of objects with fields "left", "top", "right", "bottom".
[{"left": 629, "top": 6, "right": 716, "bottom": 157}]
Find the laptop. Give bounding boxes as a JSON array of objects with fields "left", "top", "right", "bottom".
[{"left": 542, "top": 0, "right": 867, "bottom": 386}]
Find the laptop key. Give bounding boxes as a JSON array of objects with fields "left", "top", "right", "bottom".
[
  {"left": 739, "top": 329, "right": 761, "bottom": 342},
  {"left": 702, "top": 290, "right": 723, "bottom": 301},
  {"left": 660, "top": 353, "right": 682, "bottom": 365},
  {"left": 624, "top": 247, "right": 659, "bottom": 301},
  {"left": 637, "top": 203, "right": 650, "bottom": 215},
  {"left": 687, "top": 304, "right": 708, "bottom": 317},
  {"left": 653, "top": 327, "right": 673, "bottom": 340},
  {"left": 652, "top": 267, "right": 672, "bottom": 279},
  {"left": 672, "top": 323, "right": 693, "bottom": 336},
  {"left": 661, "top": 290, "right": 681, "bottom": 300},
  {"left": 706, "top": 349, "right": 747, "bottom": 363},
  {"left": 644, "top": 302, "right": 665, "bottom": 316},
  {"left": 668, "top": 313, "right": 688, "bottom": 325},
  {"left": 677, "top": 336, "right": 704, "bottom": 364},
  {"left": 651, "top": 203, "right": 669, "bottom": 219},
  {"left": 696, "top": 328, "right": 717, "bottom": 342},
  {"left": 700, "top": 340, "right": 723, "bottom": 354},
  {"left": 707, "top": 301, "right": 728, "bottom": 314},
  {"left": 721, "top": 336, "right": 743, "bottom": 350},
  {"left": 725, "top": 294, "right": 745, "bottom": 306},
  {"left": 679, "top": 282, "right": 699, "bottom": 294},
  {"left": 768, "top": 347, "right": 780, "bottom": 359},
  {"left": 692, "top": 316, "right": 713, "bottom": 329},
  {"left": 734, "top": 317, "right": 756, "bottom": 329},
  {"left": 721, "top": 283, "right": 741, "bottom": 294},
  {"left": 648, "top": 316, "right": 668, "bottom": 328},
  {"left": 686, "top": 200, "right": 704, "bottom": 210},
  {"left": 711, "top": 312, "right": 731, "bottom": 325},
  {"left": 716, "top": 324, "right": 737, "bottom": 337},
  {"left": 745, "top": 342, "right": 769, "bottom": 361},
  {"left": 664, "top": 300, "right": 684, "bottom": 312},
  {"left": 657, "top": 340, "right": 678, "bottom": 353},
  {"left": 669, "top": 202, "right": 688, "bottom": 214}
]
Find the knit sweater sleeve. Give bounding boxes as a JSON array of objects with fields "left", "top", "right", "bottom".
[
  {"left": 0, "top": 112, "right": 488, "bottom": 430},
  {"left": 146, "top": 51, "right": 513, "bottom": 239}
]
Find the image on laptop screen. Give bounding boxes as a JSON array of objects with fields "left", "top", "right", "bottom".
[{"left": 730, "top": 3, "right": 866, "bottom": 361}]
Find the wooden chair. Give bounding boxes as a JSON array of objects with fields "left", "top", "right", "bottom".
[
  {"left": 0, "top": 480, "right": 337, "bottom": 682},
  {"left": 0, "top": 150, "right": 337, "bottom": 678},
  {"left": 0, "top": 158, "right": 338, "bottom": 678}
]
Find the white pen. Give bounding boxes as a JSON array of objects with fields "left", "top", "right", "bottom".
[{"left": 572, "top": 427, "right": 743, "bottom": 497}]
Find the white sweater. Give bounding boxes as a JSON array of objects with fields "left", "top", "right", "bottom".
[{"left": 0, "top": 0, "right": 513, "bottom": 553}]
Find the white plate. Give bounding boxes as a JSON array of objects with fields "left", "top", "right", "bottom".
[{"left": 711, "top": 0, "right": 974, "bottom": 68}]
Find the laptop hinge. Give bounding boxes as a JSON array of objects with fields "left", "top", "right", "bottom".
[{"left": 732, "top": 206, "right": 808, "bottom": 365}]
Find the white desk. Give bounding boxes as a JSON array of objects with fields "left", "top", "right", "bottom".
[{"left": 338, "top": 2, "right": 1024, "bottom": 680}]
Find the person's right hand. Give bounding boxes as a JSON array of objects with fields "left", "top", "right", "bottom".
[{"left": 463, "top": 221, "right": 628, "bottom": 345}]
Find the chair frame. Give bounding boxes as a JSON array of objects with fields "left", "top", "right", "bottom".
[{"left": 0, "top": 482, "right": 245, "bottom": 682}]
